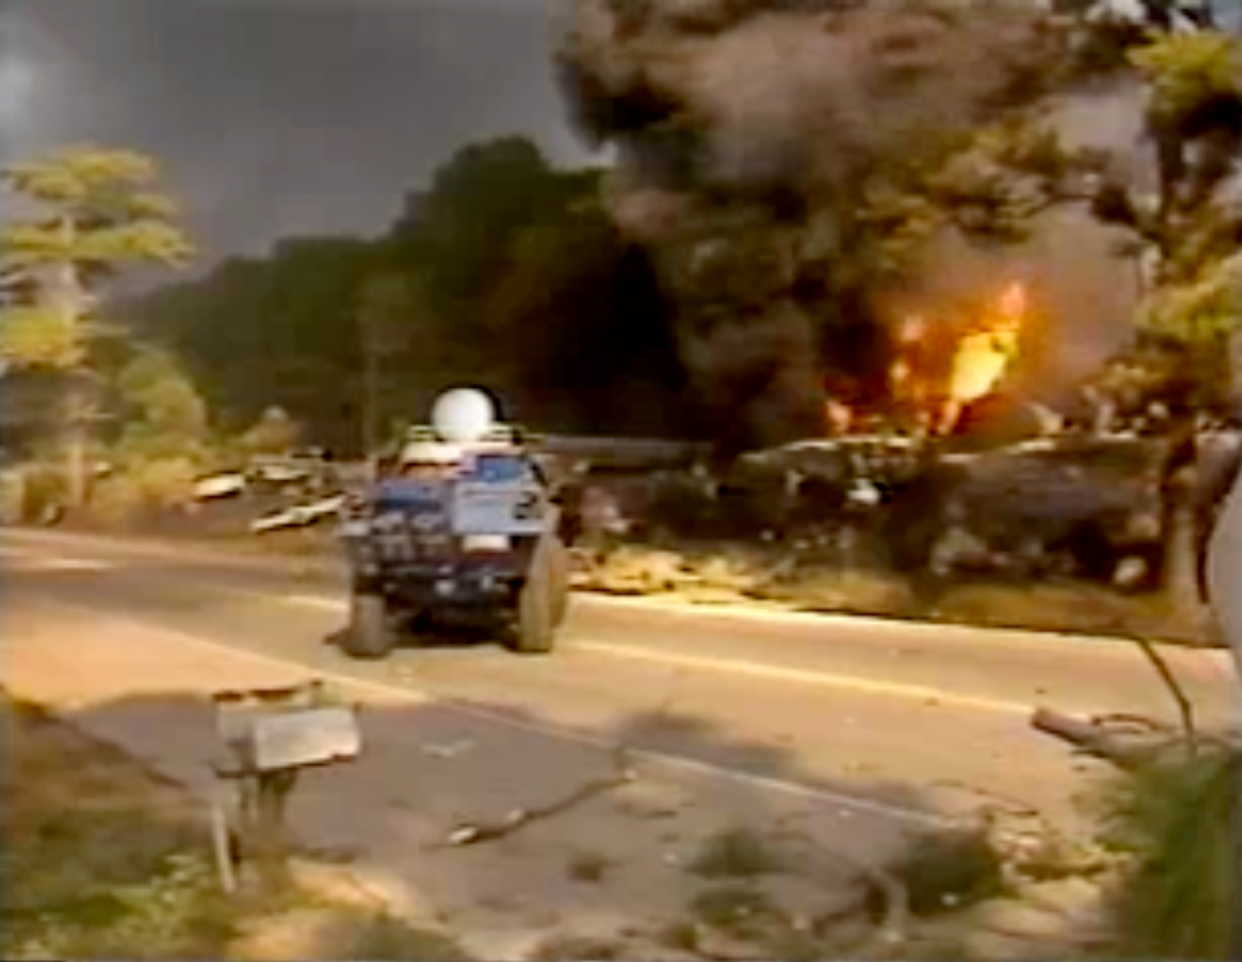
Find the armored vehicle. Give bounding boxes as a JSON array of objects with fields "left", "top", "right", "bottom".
[{"left": 339, "top": 388, "right": 570, "bottom": 659}]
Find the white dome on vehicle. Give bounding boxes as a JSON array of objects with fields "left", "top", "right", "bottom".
[{"left": 432, "top": 388, "right": 498, "bottom": 444}]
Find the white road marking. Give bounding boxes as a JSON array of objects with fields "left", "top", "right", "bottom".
[
  {"left": 32, "top": 596, "right": 952, "bottom": 830},
  {"left": 1, "top": 545, "right": 116, "bottom": 573}
]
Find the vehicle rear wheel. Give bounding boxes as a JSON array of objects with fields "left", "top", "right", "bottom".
[
  {"left": 513, "top": 540, "right": 555, "bottom": 655},
  {"left": 342, "top": 592, "right": 396, "bottom": 660}
]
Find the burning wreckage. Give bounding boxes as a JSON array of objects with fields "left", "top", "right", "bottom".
[
  {"left": 189, "top": 271, "right": 1236, "bottom": 609},
  {"left": 566, "top": 280, "right": 1239, "bottom": 600},
  {"left": 197, "top": 0, "right": 1239, "bottom": 607}
]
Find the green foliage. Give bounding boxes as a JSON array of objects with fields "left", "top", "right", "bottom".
[
  {"left": 1141, "top": 253, "right": 1242, "bottom": 343},
  {"left": 1099, "top": 745, "right": 1240, "bottom": 959},
  {"left": 14, "top": 461, "right": 69, "bottom": 522},
  {"left": 338, "top": 912, "right": 471, "bottom": 961},
  {"left": 115, "top": 349, "right": 209, "bottom": 461},
  {"left": 1130, "top": 31, "right": 1242, "bottom": 134},
  {"left": 1, "top": 145, "right": 193, "bottom": 310},
  {"left": 880, "top": 828, "right": 1006, "bottom": 917},
  {"left": 0, "top": 305, "right": 87, "bottom": 368},
  {"left": 688, "top": 827, "right": 787, "bottom": 879},
  {"left": 1, "top": 145, "right": 195, "bottom": 506},
  {"left": 128, "top": 238, "right": 377, "bottom": 451},
  {"left": 128, "top": 136, "right": 686, "bottom": 449},
  {"left": 3, "top": 793, "right": 233, "bottom": 960},
  {"left": 87, "top": 457, "right": 199, "bottom": 525},
  {"left": 1085, "top": 24, "right": 1242, "bottom": 412},
  {"left": 930, "top": 116, "right": 1101, "bottom": 243}
]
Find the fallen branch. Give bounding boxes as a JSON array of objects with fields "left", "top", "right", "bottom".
[
  {"left": 1030, "top": 707, "right": 1172, "bottom": 771},
  {"left": 440, "top": 674, "right": 684, "bottom": 848},
  {"left": 444, "top": 745, "right": 636, "bottom": 847}
]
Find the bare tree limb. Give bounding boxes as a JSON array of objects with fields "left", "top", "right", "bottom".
[
  {"left": 443, "top": 746, "right": 636, "bottom": 847},
  {"left": 1128, "top": 632, "right": 1198, "bottom": 753},
  {"left": 441, "top": 671, "right": 689, "bottom": 848}
]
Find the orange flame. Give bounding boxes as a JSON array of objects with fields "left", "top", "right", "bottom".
[{"left": 882, "top": 281, "right": 1028, "bottom": 437}]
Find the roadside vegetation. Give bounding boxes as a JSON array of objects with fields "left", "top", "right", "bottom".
[
  {"left": 0, "top": 690, "right": 468, "bottom": 961},
  {"left": 1099, "top": 743, "right": 1241, "bottom": 959}
]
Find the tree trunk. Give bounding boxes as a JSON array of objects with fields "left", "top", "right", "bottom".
[
  {"left": 64, "top": 402, "right": 89, "bottom": 510},
  {"left": 47, "top": 218, "right": 93, "bottom": 510},
  {"left": 1163, "top": 464, "right": 1204, "bottom": 622}
]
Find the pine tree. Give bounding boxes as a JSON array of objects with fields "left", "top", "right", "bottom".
[{"left": 0, "top": 145, "right": 194, "bottom": 506}]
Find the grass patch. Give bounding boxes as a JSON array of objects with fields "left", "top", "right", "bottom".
[
  {"left": 688, "top": 826, "right": 786, "bottom": 879},
  {"left": 0, "top": 690, "right": 469, "bottom": 962},
  {"left": 1100, "top": 744, "right": 1240, "bottom": 959},
  {"left": 581, "top": 540, "right": 1220, "bottom": 645},
  {"left": 0, "top": 692, "right": 237, "bottom": 960},
  {"left": 334, "top": 911, "right": 470, "bottom": 961},
  {"left": 567, "top": 849, "right": 612, "bottom": 883},
  {"left": 881, "top": 827, "right": 1006, "bottom": 917},
  {"left": 527, "top": 932, "right": 627, "bottom": 961},
  {"left": 657, "top": 919, "right": 702, "bottom": 953},
  {"left": 690, "top": 884, "right": 778, "bottom": 933}
]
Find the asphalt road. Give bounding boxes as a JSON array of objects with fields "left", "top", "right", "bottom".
[{"left": 3, "top": 527, "right": 1237, "bottom": 830}]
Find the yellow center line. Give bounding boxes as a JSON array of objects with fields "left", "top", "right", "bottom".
[
  {"left": 273, "top": 592, "right": 1030, "bottom": 715},
  {"left": 575, "top": 640, "right": 1032, "bottom": 715},
  {"left": 9, "top": 548, "right": 1039, "bottom": 717}
]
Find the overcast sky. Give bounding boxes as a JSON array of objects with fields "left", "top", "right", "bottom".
[
  {"left": 1, "top": 0, "right": 593, "bottom": 263},
  {"left": 2, "top": 0, "right": 1238, "bottom": 269}
]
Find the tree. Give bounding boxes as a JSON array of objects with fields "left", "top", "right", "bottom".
[
  {"left": 481, "top": 188, "right": 689, "bottom": 434},
  {"left": 1077, "top": 25, "right": 1242, "bottom": 422},
  {"left": 129, "top": 238, "right": 377, "bottom": 451},
  {"left": 114, "top": 348, "right": 209, "bottom": 462},
  {"left": 125, "top": 136, "right": 689, "bottom": 444},
  {"left": 0, "top": 145, "right": 193, "bottom": 505},
  {"left": 354, "top": 272, "right": 414, "bottom": 456}
]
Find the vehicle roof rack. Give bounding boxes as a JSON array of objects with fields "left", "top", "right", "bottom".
[{"left": 404, "top": 423, "right": 527, "bottom": 446}]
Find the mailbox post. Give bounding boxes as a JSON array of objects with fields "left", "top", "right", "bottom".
[{"left": 211, "top": 680, "right": 361, "bottom": 894}]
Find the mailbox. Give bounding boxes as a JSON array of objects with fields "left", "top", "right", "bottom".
[{"left": 209, "top": 680, "right": 361, "bottom": 893}]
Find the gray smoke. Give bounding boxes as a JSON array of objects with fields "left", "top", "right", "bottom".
[
  {"left": 1, "top": 0, "right": 593, "bottom": 264},
  {"left": 556, "top": 0, "right": 1121, "bottom": 445}
]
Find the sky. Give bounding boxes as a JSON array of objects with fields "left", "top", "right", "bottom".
[
  {"left": 1, "top": 0, "right": 594, "bottom": 263},
  {"left": 1, "top": 0, "right": 1238, "bottom": 268}
]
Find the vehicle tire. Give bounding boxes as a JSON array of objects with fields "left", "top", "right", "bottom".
[
  {"left": 548, "top": 536, "right": 570, "bottom": 627},
  {"left": 342, "top": 592, "right": 396, "bottom": 660},
  {"left": 513, "top": 540, "right": 555, "bottom": 655}
]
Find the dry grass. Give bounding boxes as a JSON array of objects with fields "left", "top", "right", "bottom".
[
  {"left": 582, "top": 543, "right": 1217, "bottom": 645},
  {"left": 880, "top": 827, "right": 1007, "bottom": 918},
  {"left": 688, "top": 826, "right": 788, "bottom": 879},
  {"left": 0, "top": 692, "right": 236, "bottom": 960},
  {"left": 0, "top": 690, "right": 468, "bottom": 962},
  {"left": 567, "top": 849, "right": 613, "bottom": 883}
]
